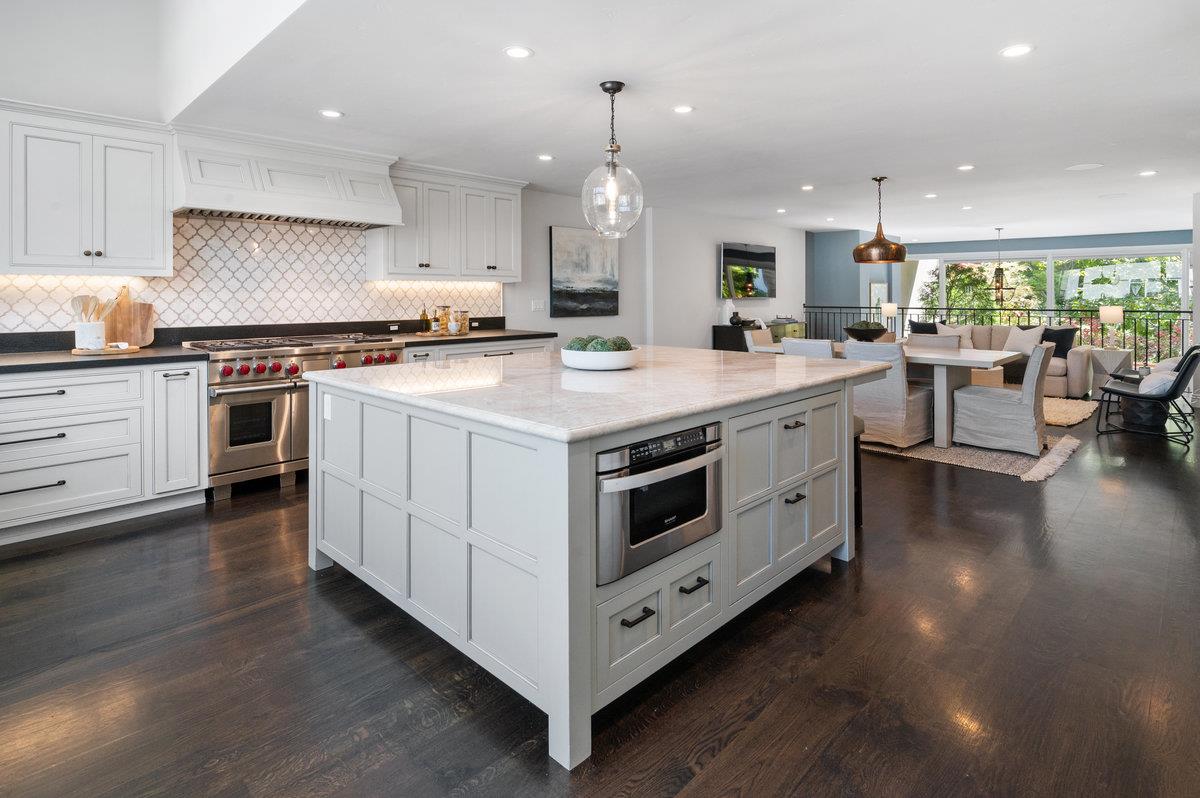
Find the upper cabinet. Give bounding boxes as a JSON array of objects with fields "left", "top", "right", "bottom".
[
  {"left": 2, "top": 113, "right": 171, "bottom": 276},
  {"left": 365, "top": 165, "right": 525, "bottom": 283}
]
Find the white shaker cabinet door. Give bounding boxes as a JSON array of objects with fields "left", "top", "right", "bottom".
[
  {"left": 422, "top": 181, "right": 457, "bottom": 276},
  {"left": 10, "top": 125, "right": 94, "bottom": 269},
  {"left": 459, "top": 186, "right": 490, "bottom": 277},
  {"left": 488, "top": 191, "right": 519, "bottom": 279},
  {"left": 92, "top": 136, "right": 168, "bottom": 275},
  {"left": 151, "top": 367, "right": 201, "bottom": 494}
]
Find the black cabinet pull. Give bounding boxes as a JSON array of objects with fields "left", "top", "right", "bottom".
[
  {"left": 160, "top": 372, "right": 192, "bottom": 379},
  {"left": 783, "top": 420, "right": 806, "bottom": 430},
  {"left": 619, "top": 606, "right": 655, "bottom": 628},
  {"left": 83, "top": 250, "right": 93, "bottom": 256},
  {"left": 486, "top": 264, "right": 497, "bottom": 270},
  {"left": 784, "top": 492, "right": 806, "bottom": 505},
  {"left": 94, "top": 250, "right": 103, "bottom": 257},
  {"left": 483, "top": 352, "right": 513, "bottom": 358},
  {"left": 1, "top": 432, "right": 66, "bottom": 447},
  {"left": 2, "top": 389, "right": 66, "bottom": 401},
  {"left": 678, "top": 576, "right": 709, "bottom": 595},
  {"left": 0, "top": 479, "right": 66, "bottom": 498}
]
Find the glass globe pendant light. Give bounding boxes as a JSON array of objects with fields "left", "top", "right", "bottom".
[
  {"left": 581, "top": 81, "right": 643, "bottom": 238},
  {"left": 852, "top": 176, "right": 907, "bottom": 264}
]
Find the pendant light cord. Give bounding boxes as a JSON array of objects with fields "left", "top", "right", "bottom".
[
  {"left": 609, "top": 92, "right": 617, "bottom": 147},
  {"left": 877, "top": 179, "right": 883, "bottom": 224}
]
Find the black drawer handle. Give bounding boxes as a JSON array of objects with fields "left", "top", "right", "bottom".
[
  {"left": 486, "top": 264, "right": 497, "bottom": 270},
  {"left": 783, "top": 420, "right": 806, "bottom": 430},
  {"left": 678, "top": 576, "right": 709, "bottom": 595},
  {"left": 161, "top": 371, "right": 192, "bottom": 379},
  {"left": 483, "top": 352, "right": 514, "bottom": 357},
  {"left": 0, "top": 479, "right": 66, "bottom": 498},
  {"left": 2, "top": 389, "right": 66, "bottom": 401},
  {"left": 784, "top": 492, "right": 806, "bottom": 505},
  {"left": 620, "top": 606, "right": 655, "bottom": 628},
  {"left": 1, "top": 432, "right": 66, "bottom": 447},
  {"left": 412, "top": 352, "right": 430, "bottom": 359}
]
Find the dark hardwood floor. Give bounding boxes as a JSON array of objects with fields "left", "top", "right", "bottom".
[{"left": 2, "top": 418, "right": 1198, "bottom": 797}]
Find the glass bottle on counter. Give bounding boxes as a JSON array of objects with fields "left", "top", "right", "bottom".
[
  {"left": 437, "top": 305, "right": 451, "bottom": 334},
  {"left": 419, "top": 307, "right": 429, "bottom": 332}
]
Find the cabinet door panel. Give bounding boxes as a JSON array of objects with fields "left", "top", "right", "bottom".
[
  {"left": 93, "top": 137, "right": 166, "bottom": 273},
  {"left": 11, "top": 125, "right": 93, "bottom": 267},
  {"left": 460, "top": 187, "right": 490, "bottom": 275},
  {"left": 390, "top": 179, "right": 421, "bottom": 274},
  {"left": 808, "top": 397, "right": 840, "bottom": 473},
  {"left": 152, "top": 367, "right": 200, "bottom": 494},
  {"left": 423, "top": 182, "right": 457, "bottom": 275},
  {"left": 775, "top": 409, "right": 808, "bottom": 486},
  {"left": 489, "top": 192, "right": 518, "bottom": 276},
  {"left": 733, "top": 498, "right": 773, "bottom": 599}
]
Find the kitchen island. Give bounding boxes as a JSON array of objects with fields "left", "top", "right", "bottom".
[{"left": 304, "top": 345, "right": 888, "bottom": 769}]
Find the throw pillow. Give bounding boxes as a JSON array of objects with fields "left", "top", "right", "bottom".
[
  {"left": 1151, "top": 356, "right": 1182, "bottom": 372},
  {"left": 1139, "top": 371, "right": 1175, "bottom": 396},
  {"left": 1039, "top": 327, "right": 1077, "bottom": 359},
  {"left": 936, "top": 322, "right": 975, "bottom": 349},
  {"left": 1004, "top": 325, "right": 1045, "bottom": 355},
  {"left": 909, "top": 320, "right": 938, "bottom": 335}
]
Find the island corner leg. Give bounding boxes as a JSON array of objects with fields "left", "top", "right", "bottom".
[
  {"left": 833, "top": 379, "right": 856, "bottom": 562},
  {"left": 309, "top": 545, "right": 334, "bottom": 571},
  {"left": 547, "top": 705, "right": 592, "bottom": 770}
]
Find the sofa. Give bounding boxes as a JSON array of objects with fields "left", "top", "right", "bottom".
[{"left": 917, "top": 323, "right": 1093, "bottom": 398}]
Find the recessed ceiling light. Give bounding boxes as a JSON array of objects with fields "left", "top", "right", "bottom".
[
  {"left": 673, "top": 105, "right": 694, "bottom": 114},
  {"left": 1138, "top": 169, "right": 1158, "bottom": 177},
  {"left": 318, "top": 109, "right": 343, "bottom": 119},
  {"left": 776, "top": 208, "right": 787, "bottom": 214},
  {"left": 1065, "top": 163, "right": 1104, "bottom": 171},
  {"left": 999, "top": 44, "right": 1034, "bottom": 58},
  {"left": 503, "top": 45, "right": 533, "bottom": 59},
  {"left": 911, "top": 238, "right": 921, "bottom": 242},
  {"left": 537, "top": 154, "right": 554, "bottom": 161},
  {"left": 924, "top": 193, "right": 938, "bottom": 199},
  {"left": 961, "top": 205, "right": 973, "bottom": 210},
  {"left": 825, "top": 217, "right": 835, "bottom": 222},
  {"left": 957, "top": 164, "right": 975, "bottom": 171},
  {"left": 801, "top": 185, "right": 814, "bottom": 191}
]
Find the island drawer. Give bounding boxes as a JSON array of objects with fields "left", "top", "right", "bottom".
[
  {"left": 0, "top": 408, "right": 142, "bottom": 464},
  {"left": 595, "top": 543, "right": 721, "bottom": 690},
  {"left": 0, "top": 370, "right": 142, "bottom": 413}
]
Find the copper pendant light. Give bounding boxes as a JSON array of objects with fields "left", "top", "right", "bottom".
[{"left": 852, "top": 176, "right": 907, "bottom": 264}]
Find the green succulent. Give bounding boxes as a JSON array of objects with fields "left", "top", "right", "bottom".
[
  {"left": 564, "top": 336, "right": 590, "bottom": 351},
  {"left": 847, "top": 320, "right": 885, "bottom": 330},
  {"left": 608, "top": 336, "right": 632, "bottom": 351},
  {"left": 585, "top": 338, "right": 614, "bottom": 352},
  {"left": 582, "top": 335, "right": 604, "bottom": 346}
]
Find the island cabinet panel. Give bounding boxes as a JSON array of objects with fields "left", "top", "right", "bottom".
[
  {"left": 408, "top": 415, "right": 465, "bottom": 524},
  {"left": 468, "top": 546, "right": 539, "bottom": 685},
  {"left": 408, "top": 514, "right": 465, "bottom": 636},
  {"left": 733, "top": 496, "right": 774, "bottom": 594},
  {"left": 320, "top": 393, "right": 360, "bottom": 477},
  {"left": 361, "top": 404, "right": 405, "bottom": 498},
  {"left": 468, "top": 432, "right": 541, "bottom": 559},
  {"left": 807, "top": 396, "right": 840, "bottom": 474},
  {"left": 731, "top": 419, "right": 773, "bottom": 506},
  {"left": 808, "top": 469, "right": 841, "bottom": 547},
  {"left": 360, "top": 492, "right": 407, "bottom": 598},
  {"left": 319, "top": 470, "right": 361, "bottom": 565}
]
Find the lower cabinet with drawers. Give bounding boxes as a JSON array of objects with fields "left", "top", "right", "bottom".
[
  {"left": 402, "top": 338, "right": 553, "bottom": 363},
  {"left": 0, "top": 362, "right": 208, "bottom": 544}
]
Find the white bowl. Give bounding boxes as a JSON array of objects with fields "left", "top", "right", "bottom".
[{"left": 560, "top": 346, "right": 640, "bottom": 371}]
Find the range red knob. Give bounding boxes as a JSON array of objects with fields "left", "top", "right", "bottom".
[
  {"left": 254, "top": 362, "right": 267, "bottom": 374},
  {"left": 333, "top": 358, "right": 346, "bottom": 369},
  {"left": 220, "top": 364, "right": 234, "bottom": 377},
  {"left": 286, "top": 363, "right": 300, "bottom": 376},
  {"left": 360, "top": 354, "right": 373, "bottom": 365},
  {"left": 237, "top": 363, "right": 251, "bottom": 376},
  {"left": 374, "top": 353, "right": 387, "bottom": 364},
  {"left": 386, "top": 352, "right": 398, "bottom": 363},
  {"left": 269, "top": 361, "right": 283, "bottom": 373}
]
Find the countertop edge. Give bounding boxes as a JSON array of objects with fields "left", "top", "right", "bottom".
[
  {"left": 305, "top": 360, "right": 890, "bottom": 443},
  {"left": 0, "top": 348, "right": 210, "bottom": 375}
]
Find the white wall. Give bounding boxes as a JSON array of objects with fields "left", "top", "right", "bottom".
[
  {"left": 503, "top": 190, "right": 648, "bottom": 344},
  {"left": 646, "top": 207, "right": 806, "bottom": 348}
]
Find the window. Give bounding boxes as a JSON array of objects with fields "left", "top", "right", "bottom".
[{"left": 1053, "top": 255, "right": 1183, "bottom": 311}]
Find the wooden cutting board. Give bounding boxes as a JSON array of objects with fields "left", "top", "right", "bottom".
[{"left": 103, "top": 286, "right": 156, "bottom": 347}]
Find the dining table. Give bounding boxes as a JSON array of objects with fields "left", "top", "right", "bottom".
[{"left": 757, "top": 340, "right": 1023, "bottom": 448}]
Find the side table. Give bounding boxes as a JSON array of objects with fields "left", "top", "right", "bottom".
[{"left": 1091, "top": 348, "right": 1133, "bottom": 395}]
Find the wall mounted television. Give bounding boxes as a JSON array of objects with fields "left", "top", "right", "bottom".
[{"left": 719, "top": 242, "right": 777, "bottom": 298}]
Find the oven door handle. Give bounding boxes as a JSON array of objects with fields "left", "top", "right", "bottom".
[
  {"left": 598, "top": 445, "right": 722, "bottom": 494},
  {"left": 209, "top": 382, "right": 296, "bottom": 398}
]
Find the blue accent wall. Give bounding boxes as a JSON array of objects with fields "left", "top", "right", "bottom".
[
  {"left": 805, "top": 230, "right": 869, "bottom": 305},
  {"left": 903, "top": 229, "right": 1191, "bottom": 256}
]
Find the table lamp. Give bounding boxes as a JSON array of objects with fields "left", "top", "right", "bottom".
[
  {"left": 1098, "top": 305, "right": 1123, "bottom": 349},
  {"left": 880, "top": 302, "right": 898, "bottom": 334}
]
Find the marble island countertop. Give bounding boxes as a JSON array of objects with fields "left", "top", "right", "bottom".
[{"left": 305, "top": 345, "right": 889, "bottom": 442}]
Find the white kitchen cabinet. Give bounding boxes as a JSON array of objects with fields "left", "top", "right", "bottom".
[
  {"left": 3, "top": 111, "right": 171, "bottom": 276},
  {"left": 364, "top": 164, "right": 525, "bottom": 282},
  {"left": 403, "top": 339, "right": 553, "bottom": 363},
  {"left": 151, "top": 366, "right": 201, "bottom": 494}
]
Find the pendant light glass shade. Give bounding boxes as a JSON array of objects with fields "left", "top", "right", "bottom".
[
  {"left": 852, "top": 177, "right": 907, "bottom": 264},
  {"left": 581, "top": 81, "right": 643, "bottom": 238}
]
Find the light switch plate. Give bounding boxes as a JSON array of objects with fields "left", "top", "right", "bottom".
[
  {"left": 531, "top": 299, "right": 546, "bottom": 311},
  {"left": 323, "top": 394, "right": 332, "bottom": 420}
]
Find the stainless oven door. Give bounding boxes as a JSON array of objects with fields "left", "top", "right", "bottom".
[
  {"left": 208, "top": 383, "right": 293, "bottom": 477},
  {"left": 596, "top": 443, "right": 723, "bottom": 586}
]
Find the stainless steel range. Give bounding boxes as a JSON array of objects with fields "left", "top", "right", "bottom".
[{"left": 184, "top": 333, "right": 404, "bottom": 498}]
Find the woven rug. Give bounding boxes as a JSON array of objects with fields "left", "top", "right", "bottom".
[
  {"left": 1002, "top": 385, "right": 1098, "bottom": 427},
  {"left": 862, "top": 434, "right": 1082, "bottom": 482}
]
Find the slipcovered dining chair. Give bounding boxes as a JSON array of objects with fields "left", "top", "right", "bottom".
[
  {"left": 952, "top": 342, "right": 1054, "bottom": 455},
  {"left": 843, "top": 342, "right": 933, "bottom": 448},
  {"left": 743, "top": 329, "right": 777, "bottom": 353},
  {"left": 781, "top": 338, "right": 835, "bottom": 358}
]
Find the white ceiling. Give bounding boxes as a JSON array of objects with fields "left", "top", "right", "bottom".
[{"left": 6, "top": 0, "right": 1200, "bottom": 242}]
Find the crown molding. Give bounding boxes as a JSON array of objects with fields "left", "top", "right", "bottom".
[
  {"left": 392, "top": 160, "right": 528, "bottom": 189},
  {"left": 170, "top": 123, "right": 398, "bottom": 167},
  {"left": 0, "top": 97, "right": 169, "bottom": 133}
]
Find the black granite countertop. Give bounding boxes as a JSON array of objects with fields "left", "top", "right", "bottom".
[{"left": 0, "top": 346, "right": 209, "bottom": 375}]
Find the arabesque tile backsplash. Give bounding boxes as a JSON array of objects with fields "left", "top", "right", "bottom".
[{"left": 0, "top": 217, "right": 503, "bottom": 333}]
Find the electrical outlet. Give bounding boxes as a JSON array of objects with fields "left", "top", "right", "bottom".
[
  {"left": 531, "top": 299, "right": 546, "bottom": 312},
  {"left": 389, "top": 324, "right": 399, "bottom": 331},
  {"left": 323, "top": 394, "right": 332, "bottom": 421}
]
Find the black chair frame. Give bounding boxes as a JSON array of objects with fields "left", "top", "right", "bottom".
[{"left": 1096, "top": 349, "right": 1200, "bottom": 445}]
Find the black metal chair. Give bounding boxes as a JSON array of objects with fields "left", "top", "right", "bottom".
[
  {"left": 1111, "top": 345, "right": 1199, "bottom": 385},
  {"left": 1096, "top": 349, "right": 1200, "bottom": 445}
]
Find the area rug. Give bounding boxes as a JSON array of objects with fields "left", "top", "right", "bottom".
[
  {"left": 862, "top": 434, "right": 1082, "bottom": 482},
  {"left": 1002, "top": 384, "right": 1098, "bottom": 427}
]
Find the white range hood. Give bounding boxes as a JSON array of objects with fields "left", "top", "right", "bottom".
[{"left": 172, "top": 128, "right": 403, "bottom": 229}]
